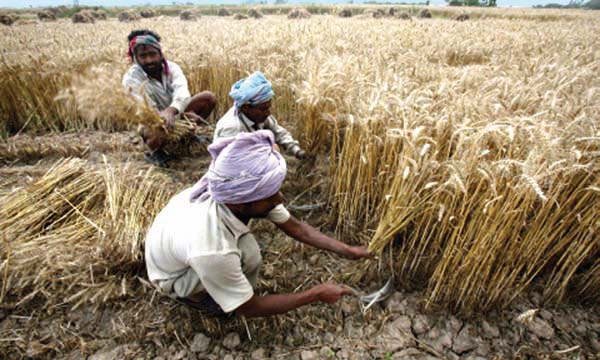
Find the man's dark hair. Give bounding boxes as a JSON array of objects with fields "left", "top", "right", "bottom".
[
  {"left": 127, "top": 29, "right": 161, "bottom": 42},
  {"left": 127, "top": 29, "right": 161, "bottom": 58}
]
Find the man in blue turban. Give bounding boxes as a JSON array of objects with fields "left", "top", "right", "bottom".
[{"left": 213, "top": 71, "right": 307, "bottom": 159}]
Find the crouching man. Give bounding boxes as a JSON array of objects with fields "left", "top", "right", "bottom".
[
  {"left": 122, "top": 29, "right": 217, "bottom": 166},
  {"left": 214, "top": 71, "right": 307, "bottom": 159},
  {"left": 145, "top": 130, "right": 369, "bottom": 317}
]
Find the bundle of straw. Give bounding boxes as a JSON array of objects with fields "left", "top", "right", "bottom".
[
  {"left": 56, "top": 65, "right": 198, "bottom": 145},
  {"left": 0, "top": 132, "right": 139, "bottom": 164},
  {"left": 0, "top": 158, "right": 176, "bottom": 309}
]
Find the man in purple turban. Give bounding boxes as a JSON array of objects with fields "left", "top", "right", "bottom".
[
  {"left": 145, "top": 131, "right": 369, "bottom": 317},
  {"left": 214, "top": 71, "right": 307, "bottom": 160},
  {"left": 122, "top": 29, "right": 217, "bottom": 166}
]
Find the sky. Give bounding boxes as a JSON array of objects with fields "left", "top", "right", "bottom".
[{"left": 0, "top": 0, "right": 572, "bottom": 9}]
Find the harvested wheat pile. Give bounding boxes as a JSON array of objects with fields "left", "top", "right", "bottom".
[
  {"left": 288, "top": 8, "right": 311, "bottom": 19},
  {"left": 455, "top": 13, "right": 470, "bottom": 21},
  {"left": 419, "top": 9, "right": 432, "bottom": 18},
  {"left": 180, "top": 10, "right": 197, "bottom": 21},
  {"left": 396, "top": 12, "right": 411, "bottom": 20},
  {"left": 140, "top": 9, "right": 156, "bottom": 18},
  {"left": 45, "top": 6, "right": 67, "bottom": 17},
  {"left": 90, "top": 10, "right": 107, "bottom": 20},
  {"left": 233, "top": 13, "right": 248, "bottom": 20},
  {"left": 217, "top": 8, "right": 231, "bottom": 16},
  {"left": 338, "top": 8, "right": 353, "bottom": 17},
  {"left": 0, "top": 133, "right": 137, "bottom": 164},
  {"left": 364, "top": 8, "right": 386, "bottom": 19},
  {"left": 37, "top": 11, "right": 56, "bottom": 22},
  {"left": 118, "top": 11, "right": 139, "bottom": 22},
  {"left": 0, "top": 13, "right": 18, "bottom": 26},
  {"left": 0, "top": 158, "right": 176, "bottom": 309},
  {"left": 72, "top": 12, "right": 95, "bottom": 24},
  {"left": 15, "top": 19, "right": 38, "bottom": 25},
  {"left": 248, "top": 8, "right": 263, "bottom": 19}
]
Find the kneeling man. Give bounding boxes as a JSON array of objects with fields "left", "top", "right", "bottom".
[
  {"left": 123, "top": 29, "right": 217, "bottom": 166},
  {"left": 145, "top": 130, "right": 368, "bottom": 317}
]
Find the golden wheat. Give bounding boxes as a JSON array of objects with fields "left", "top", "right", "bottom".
[{"left": 0, "top": 10, "right": 598, "bottom": 313}]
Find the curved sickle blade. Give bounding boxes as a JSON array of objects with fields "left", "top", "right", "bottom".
[{"left": 359, "top": 277, "right": 394, "bottom": 313}]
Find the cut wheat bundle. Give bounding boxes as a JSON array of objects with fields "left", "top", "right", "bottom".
[
  {"left": 56, "top": 66, "right": 199, "bottom": 144},
  {"left": 0, "top": 158, "right": 176, "bottom": 309}
]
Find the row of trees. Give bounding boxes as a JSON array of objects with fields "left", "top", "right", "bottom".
[
  {"left": 533, "top": 0, "right": 600, "bottom": 8},
  {"left": 446, "top": 0, "right": 496, "bottom": 6},
  {"left": 448, "top": 0, "right": 598, "bottom": 8}
]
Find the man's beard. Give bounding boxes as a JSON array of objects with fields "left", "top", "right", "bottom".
[{"left": 141, "top": 60, "right": 162, "bottom": 75}]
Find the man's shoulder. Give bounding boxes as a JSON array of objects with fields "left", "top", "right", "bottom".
[
  {"left": 152, "top": 190, "right": 217, "bottom": 238},
  {"left": 123, "top": 64, "right": 145, "bottom": 83},
  {"left": 215, "top": 107, "right": 239, "bottom": 128},
  {"left": 166, "top": 60, "right": 180, "bottom": 67},
  {"left": 166, "top": 60, "right": 183, "bottom": 73}
]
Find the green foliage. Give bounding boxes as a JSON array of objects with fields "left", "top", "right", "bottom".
[
  {"left": 583, "top": 0, "right": 600, "bottom": 8},
  {"left": 533, "top": 2, "right": 566, "bottom": 7},
  {"left": 533, "top": 0, "right": 599, "bottom": 8},
  {"left": 446, "top": 0, "right": 497, "bottom": 6}
]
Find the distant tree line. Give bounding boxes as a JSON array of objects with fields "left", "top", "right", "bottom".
[
  {"left": 364, "top": 1, "right": 432, "bottom": 4},
  {"left": 446, "top": 0, "right": 497, "bottom": 7},
  {"left": 446, "top": 0, "right": 598, "bottom": 7},
  {"left": 534, "top": 0, "right": 599, "bottom": 8}
]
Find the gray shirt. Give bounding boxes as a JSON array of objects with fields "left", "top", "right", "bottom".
[
  {"left": 214, "top": 106, "right": 301, "bottom": 156},
  {"left": 122, "top": 60, "right": 191, "bottom": 113}
]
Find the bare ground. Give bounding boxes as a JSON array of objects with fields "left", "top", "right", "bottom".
[{"left": 1, "top": 131, "right": 599, "bottom": 360}]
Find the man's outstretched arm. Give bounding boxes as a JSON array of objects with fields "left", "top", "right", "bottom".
[
  {"left": 276, "top": 215, "right": 370, "bottom": 259},
  {"left": 236, "top": 282, "right": 351, "bottom": 318}
]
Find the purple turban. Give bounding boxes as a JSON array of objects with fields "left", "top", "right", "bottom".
[{"left": 189, "top": 130, "right": 287, "bottom": 204}]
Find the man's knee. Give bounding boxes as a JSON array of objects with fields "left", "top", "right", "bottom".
[
  {"left": 140, "top": 126, "right": 165, "bottom": 151},
  {"left": 186, "top": 91, "right": 217, "bottom": 118},
  {"left": 243, "top": 249, "right": 262, "bottom": 274},
  {"left": 198, "top": 91, "right": 217, "bottom": 109}
]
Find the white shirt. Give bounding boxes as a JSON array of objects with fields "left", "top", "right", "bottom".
[
  {"left": 122, "top": 60, "right": 191, "bottom": 113},
  {"left": 214, "top": 106, "right": 301, "bottom": 156},
  {"left": 145, "top": 188, "right": 290, "bottom": 312}
]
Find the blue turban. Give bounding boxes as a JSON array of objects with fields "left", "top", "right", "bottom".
[{"left": 229, "top": 71, "right": 275, "bottom": 108}]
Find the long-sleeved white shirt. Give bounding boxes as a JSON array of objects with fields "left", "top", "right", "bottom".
[
  {"left": 213, "top": 106, "right": 301, "bottom": 156},
  {"left": 122, "top": 60, "right": 191, "bottom": 113}
]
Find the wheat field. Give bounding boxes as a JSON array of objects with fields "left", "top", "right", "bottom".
[{"left": 0, "top": 7, "right": 599, "bottom": 315}]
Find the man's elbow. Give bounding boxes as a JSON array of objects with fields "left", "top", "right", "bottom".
[
  {"left": 234, "top": 296, "right": 261, "bottom": 317},
  {"left": 235, "top": 305, "right": 252, "bottom": 317},
  {"left": 284, "top": 217, "right": 310, "bottom": 239}
]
